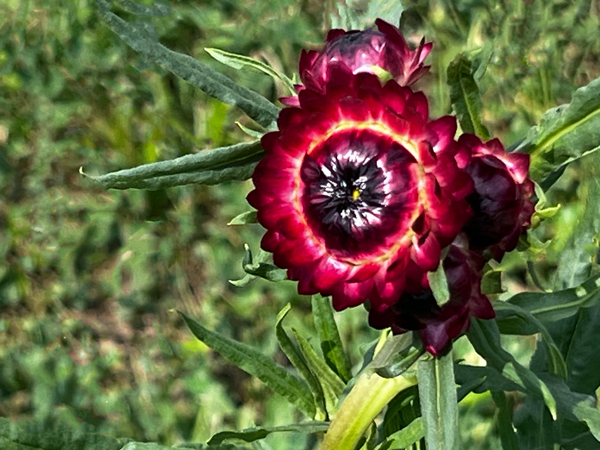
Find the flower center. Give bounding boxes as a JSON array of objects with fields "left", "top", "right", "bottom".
[
  {"left": 303, "top": 150, "right": 387, "bottom": 237},
  {"left": 300, "top": 129, "right": 419, "bottom": 257}
]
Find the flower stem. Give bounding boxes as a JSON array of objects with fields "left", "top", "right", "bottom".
[{"left": 319, "top": 371, "right": 417, "bottom": 450}]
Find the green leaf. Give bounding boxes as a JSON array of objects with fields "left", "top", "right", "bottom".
[
  {"left": 494, "top": 302, "right": 568, "bottom": 379},
  {"left": 467, "top": 319, "right": 557, "bottom": 419},
  {"left": 533, "top": 303, "right": 600, "bottom": 403},
  {"left": 502, "top": 362, "right": 557, "bottom": 421},
  {"left": 331, "top": 0, "right": 404, "bottom": 30},
  {"left": 374, "top": 346, "right": 423, "bottom": 379},
  {"left": 292, "top": 330, "right": 346, "bottom": 417},
  {"left": 447, "top": 53, "right": 490, "bottom": 139},
  {"left": 228, "top": 211, "right": 258, "bottom": 226},
  {"left": 427, "top": 263, "right": 450, "bottom": 306},
  {"left": 363, "top": 1, "right": 404, "bottom": 26},
  {"left": 455, "top": 363, "right": 522, "bottom": 399},
  {"left": 229, "top": 246, "right": 287, "bottom": 286},
  {"left": 179, "top": 311, "right": 316, "bottom": 417},
  {"left": 417, "top": 353, "right": 458, "bottom": 450},
  {"left": 481, "top": 269, "right": 503, "bottom": 294},
  {"left": 554, "top": 154, "right": 600, "bottom": 289},
  {"left": 83, "top": 141, "right": 264, "bottom": 190},
  {"left": 275, "top": 304, "right": 326, "bottom": 418},
  {"left": 472, "top": 42, "right": 494, "bottom": 83},
  {"left": 381, "top": 386, "right": 420, "bottom": 442},
  {"left": 311, "top": 295, "right": 353, "bottom": 383},
  {"left": 205, "top": 48, "right": 295, "bottom": 94},
  {"left": 0, "top": 416, "right": 130, "bottom": 450},
  {"left": 207, "top": 422, "right": 330, "bottom": 445},
  {"left": 491, "top": 391, "right": 519, "bottom": 450},
  {"left": 113, "top": 0, "right": 170, "bottom": 16},
  {"left": 499, "top": 273, "right": 600, "bottom": 324},
  {"left": 235, "top": 122, "right": 265, "bottom": 139},
  {"left": 377, "top": 418, "right": 424, "bottom": 450},
  {"left": 515, "top": 76, "right": 600, "bottom": 186},
  {"left": 122, "top": 443, "right": 244, "bottom": 450},
  {"left": 95, "top": 0, "right": 280, "bottom": 128},
  {"left": 241, "top": 245, "right": 287, "bottom": 282},
  {"left": 573, "top": 403, "right": 600, "bottom": 442},
  {"left": 331, "top": 3, "right": 362, "bottom": 30},
  {"left": 513, "top": 373, "right": 600, "bottom": 448}
]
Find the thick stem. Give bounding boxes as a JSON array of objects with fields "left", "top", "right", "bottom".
[{"left": 319, "top": 371, "right": 417, "bottom": 450}]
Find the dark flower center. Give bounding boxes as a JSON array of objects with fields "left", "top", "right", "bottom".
[
  {"left": 303, "top": 151, "right": 386, "bottom": 236},
  {"left": 300, "top": 129, "right": 418, "bottom": 256}
]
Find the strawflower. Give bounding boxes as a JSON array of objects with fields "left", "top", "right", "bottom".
[
  {"left": 368, "top": 235, "right": 494, "bottom": 355},
  {"left": 248, "top": 66, "right": 472, "bottom": 312},
  {"left": 282, "top": 19, "right": 432, "bottom": 106},
  {"left": 456, "top": 134, "right": 535, "bottom": 261}
]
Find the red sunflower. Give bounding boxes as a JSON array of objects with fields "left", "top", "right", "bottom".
[{"left": 248, "top": 66, "right": 473, "bottom": 312}]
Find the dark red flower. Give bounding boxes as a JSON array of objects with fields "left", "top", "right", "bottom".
[
  {"left": 281, "top": 19, "right": 432, "bottom": 107},
  {"left": 248, "top": 66, "right": 472, "bottom": 312},
  {"left": 456, "top": 134, "right": 535, "bottom": 261},
  {"left": 368, "top": 235, "right": 495, "bottom": 356}
]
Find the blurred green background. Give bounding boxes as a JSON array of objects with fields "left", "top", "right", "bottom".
[{"left": 1, "top": 0, "right": 599, "bottom": 448}]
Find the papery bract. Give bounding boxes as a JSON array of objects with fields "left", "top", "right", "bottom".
[
  {"left": 282, "top": 19, "right": 432, "bottom": 107},
  {"left": 248, "top": 66, "right": 472, "bottom": 312},
  {"left": 368, "top": 235, "right": 494, "bottom": 355},
  {"left": 456, "top": 134, "right": 535, "bottom": 261}
]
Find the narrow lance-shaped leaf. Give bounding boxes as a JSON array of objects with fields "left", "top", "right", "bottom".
[
  {"left": 207, "top": 422, "right": 330, "bottom": 445},
  {"left": 0, "top": 416, "right": 130, "bottom": 450},
  {"left": 275, "top": 304, "right": 326, "bottom": 418},
  {"left": 311, "top": 295, "right": 353, "bottom": 383},
  {"left": 228, "top": 211, "right": 258, "bottom": 226},
  {"left": 467, "top": 318, "right": 557, "bottom": 419},
  {"left": 491, "top": 391, "right": 520, "bottom": 450},
  {"left": 515, "top": 75, "right": 600, "bottom": 186},
  {"left": 95, "top": 0, "right": 280, "bottom": 128},
  {"left": 376, "top": 418, "right": 424, "bottom": 450},
  {"left": 554, "top": 154, "right": 600, "bottom": 289},
  {"left": 494, "top": 302, "right": 568, "bottom": 379},
  {"left": 122, "top": 442, "right": 244, "bottom": 450},
  {"left": 179, "top": 311, "right": 316, "bottom": 417},
  {"left": 417, "top": 353, "right": 458, "bottom": 450},
  {"left": 205, "top": 48, "right": 295, "bottom": 94},
  {"left": 292, "top": 329, "right": 346, "bottom": 417},
  {"left": 447, "top": 53, "right": 491, "bottom": 140},
  {"left": 83, "top": 141, "right": 264, "bottom": 190},
  {"left": 497, "top": 273, "right": 600, "bottom": 325},
  {"left": 114, "top": 0, "right": 170, "bottom": 16}
]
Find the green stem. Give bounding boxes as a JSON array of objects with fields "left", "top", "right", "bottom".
[{"left": 319, "top": 371, "right": 417, "bottom": 450}]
